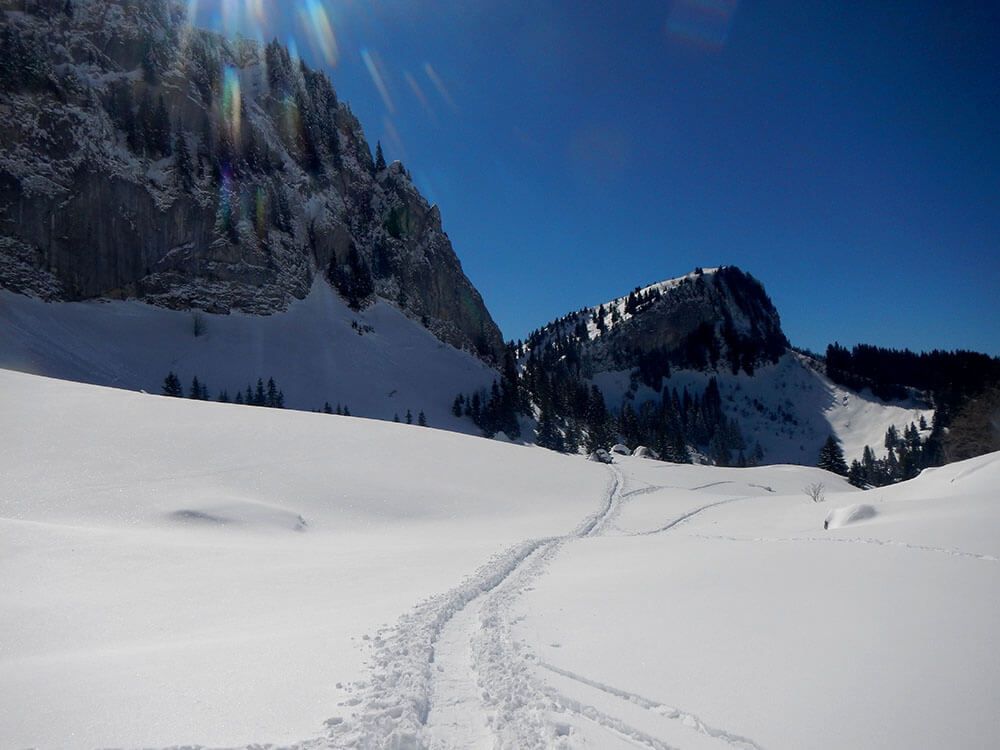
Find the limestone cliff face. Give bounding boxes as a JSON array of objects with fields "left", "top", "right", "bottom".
[
  {"left": 0, "top": 0, "right": 504, "bottom": 361},
  {"left": 526, "top": 267, "right": 789, "bottom": 378}
]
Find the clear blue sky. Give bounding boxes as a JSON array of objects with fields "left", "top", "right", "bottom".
[{"left": 195, "top": 1, "right": 999, "bottom": 355}]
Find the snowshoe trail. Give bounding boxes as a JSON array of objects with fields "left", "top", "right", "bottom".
[
  {"left": 424, "top": 600, "right": 495, "bottom": 749},
  {"left": 325, "top": 465, "right": 625, "bottom": 748}
]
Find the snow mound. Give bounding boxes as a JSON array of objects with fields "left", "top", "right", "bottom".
[
  {"left": 825, "top": 503, "right": 878, "bottom": 530},
  {"left": 167, "top": 499, "right": 308, "bottom": 532},
  {"left": 632, "top": 445, "right": 659, "bottom": 459},
  {"left": 611, "top": 444, "right": 630, "bottom": 455}
]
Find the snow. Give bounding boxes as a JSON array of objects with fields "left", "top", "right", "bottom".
[
  {"left": 0, "top": 368, "right": 605, "bottom": 748},
  {"left": 0, "top": 278, "right": 496, "bottom": 432},
  {"left": 594, "top": 352, "right": 932, "bottom": 464},
  {"left": 516, "top": 453, "right": 1000, "bottom": 749},
  {"left": 825, "top": 502, "right": 878, "bottom": 528},
  {"left": 2, "top": 368, "right": 997, "bottom": 749}
]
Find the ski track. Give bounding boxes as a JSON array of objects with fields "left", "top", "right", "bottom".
[
  {"left": 690, "top": 533, "right": 999, "bottom": 562},
  {"left": 537, "top": 662, "right": 763, "bottom": 750},
  {"left": 636, "top": 496, "right": 753, "bottom": 536},
  {"left": 322, "top": 464, "right": 625, "bottom": 749}
]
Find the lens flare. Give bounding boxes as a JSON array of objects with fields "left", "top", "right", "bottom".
[
  {"left": 382, "top": 115, "right": 406, "bottom": 161},
  {"left": 219, "top": 163, "right": 236, "bottom": 234},
  {"left": 255, "top": 186, "right": 268, "bottom": 237},
  {"left": 362, "top": 48, "right": 395, "bottom": 113},
  {"left": 404, "top": 70, "right": 436, "bottom": 122},
  {"left": 423, "top": 63, "right": 457, "bottom": 112},
  {"left": 665, "top": 0, "right": 739, "bottom": 50},
  {"left": 299, "top": 0, "right": 339, "bottom": 66},
  {"left": 222, "top": 66, "right": 242, "bottom": 141}
]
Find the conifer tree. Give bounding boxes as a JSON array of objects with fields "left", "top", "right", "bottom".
[
  {"left": 175, "top": 132, "right": 193, "bottom": 189},
  {"left": 154, "top": 96, "right": 172, "bottom": 156},
  {"left": 162, "top": 371, "right": 183, "bottom": 397},
  {"left": 418, "top": 411, "right": 427, "bottom": 427},
  {"left": 817, "top": 434, "right": 849, "bottom": 476},
  {"left": 405, "top": 409, "right": 413, "bottom": 425},
  {"left": 374, "top": 140, "right": 386, "bottom": 171}
]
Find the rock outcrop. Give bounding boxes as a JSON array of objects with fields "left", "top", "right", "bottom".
[
  {"left": 0, "top": 0, "right": 504, "bottom": 361},
  {"left": 525, "top": 266, "right": 788, "bottom": 380}
]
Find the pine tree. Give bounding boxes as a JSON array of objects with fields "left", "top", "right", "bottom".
[
  {"left": 175, "top": 132, "right": 193, "bottom": 189},
  {"left": 405, "top": 409, "right": 413, "bottom": 425},
  {"left": 323, "top": 402, "right": 333, "bottom": 414},
  {"left": 254, "top": 378, "right": 266, "bottom": 406},
  {"left": 817, "top": 434, "right": 849, "bottom": 476},
  {"left": 154, "top": 96, "right": 172, "bottom": 156},
  {"left": 418, "top": 411, "right": 427, "bottom": 427},
  {"left": 393, "top": 413, "right": 400, "bottom": 423},
  {"left": 374, "top": 140, "right": 386, "bottom": 171},
  {"left": 162, "top": 371, "right": 183, "bottom": 397},
  {"left": 847, "top": 459, "right": 866, "bottom": 488},
  {"left": 189, "top": 376, "right": 202, "bottom": 400},
  {"left": 137, "top": 89, "right": 155, "bottom": 156},
  {"left": 452, "top": 394, "right": 464, "bottom": 418}
]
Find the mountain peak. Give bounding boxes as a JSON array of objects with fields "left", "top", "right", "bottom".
[{"left": 526, "top": 265, "right": 787, "bottom": 377}]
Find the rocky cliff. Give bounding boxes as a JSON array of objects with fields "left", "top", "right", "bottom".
[
  {"left": 0, "top": 0, "right": 504, "bottom": 361},
  {"left": 524, "top": 266, "right": 789, "bottom": 382}
]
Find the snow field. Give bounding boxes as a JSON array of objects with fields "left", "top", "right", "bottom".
[
  {"left": 2, "top": 369, "right": 997, "bottom": 749},
  {"left": 515, "top": 454, "right": 1000, "bottom": 750},
  {"left": 0, "top": 368, "right": 607, "bottom": 748}
]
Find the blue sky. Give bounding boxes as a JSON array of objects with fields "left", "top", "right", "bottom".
[{"left": 195, "top": 1, "right": 999, "bottom": 355}]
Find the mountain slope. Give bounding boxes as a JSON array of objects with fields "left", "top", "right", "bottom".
[
  {"left": 0, "top": 0, "right": 503, "bottom": 360},
  {"left": 0, "top": 278, "right": 497, "bottom": 428},
  {"left": 522, "top": 266, "right": 930, "bottom": 464}
]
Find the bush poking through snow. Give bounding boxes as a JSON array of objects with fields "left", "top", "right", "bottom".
[{"left": 804, "top": 482, "right": 825, "bottom": 503}]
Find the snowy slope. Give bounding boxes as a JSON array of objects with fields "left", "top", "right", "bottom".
[
  {"left": 0, "top": 279, "right": 497, "bottom": 431},
  {"left": 2, "top": 369, "right": 996, "bottom": 749},
  {"left": 0, "top": 368, "right": 608, "bottom": 748},
  {"left": 593, "top": 352, "right": 932, "bottom": 463},
  {"left": 518, "top": 453, "right": 999, "bottom": 750}
]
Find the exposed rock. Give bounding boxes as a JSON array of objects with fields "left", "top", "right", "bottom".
[
  {"left": 0, "top": 0, "right": 504, "bottom": 362},
  {"left": 524, "top": 266, "right": 788, "bottom": 381}
]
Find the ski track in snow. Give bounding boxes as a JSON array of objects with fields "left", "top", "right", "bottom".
[
  {"left": 537, "top": 662, "right": 764, "bottom": 750},
  {"left": 690, "top": 533, "right": 999, "bottom": 563},
  {"left": 320, "top": 465, "right": 626, "bottom": 749},
  {"left": 636, "top": 496, "right": 754, "bottom": 536}
]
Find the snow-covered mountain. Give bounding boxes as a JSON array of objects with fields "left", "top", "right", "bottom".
[
  {"left": 522, "top": 266, "right": 930, "bottom": 463},
  {"left": 1, "top": 368, "right": 996, "bottom": 749},
  {"left": 0, "top": 1, "right": 936, "bottom": 464},
  {"left": 0, "top": 0, "right": 503, "bottom": 359}
]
